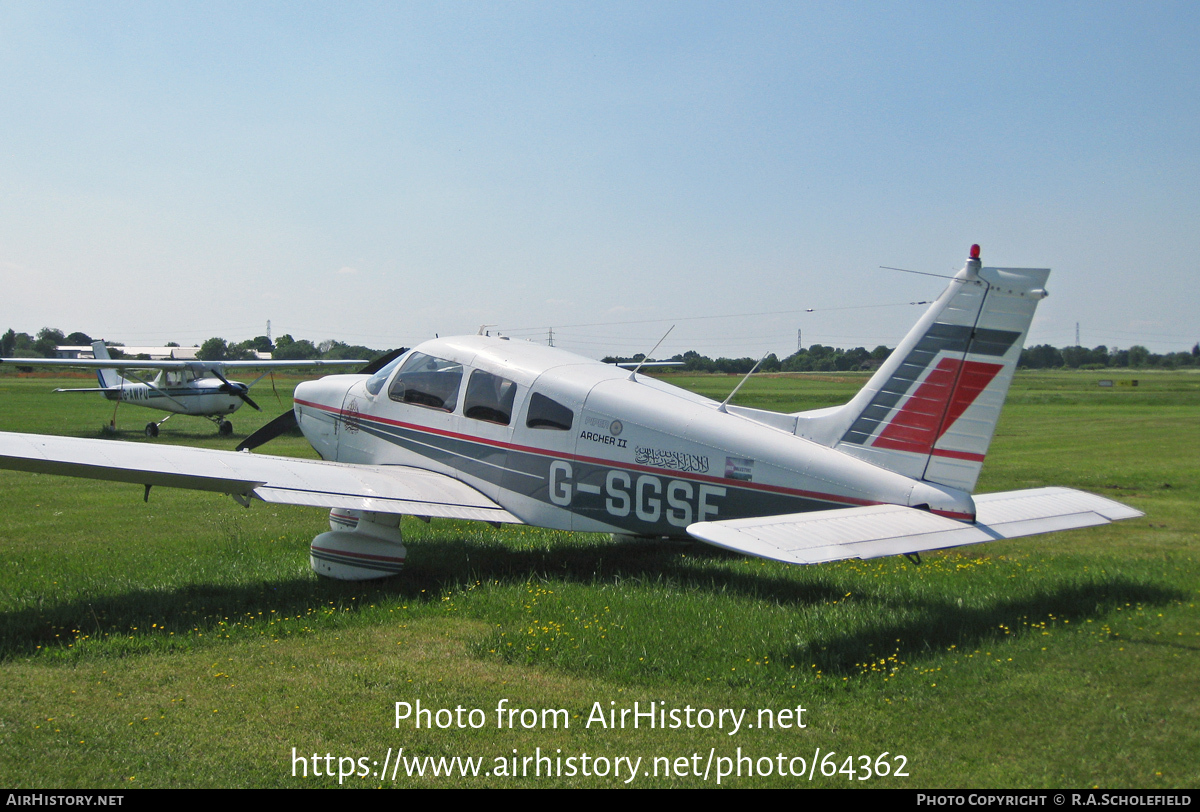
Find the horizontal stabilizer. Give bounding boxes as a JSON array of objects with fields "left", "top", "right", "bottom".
[
  {"left": 687, "top": 487, "right": 1142, "bottom": 565},
  {"left": 0, "top": 432, "right": 521, "bottom": 522},
  {"left": 52, "top": 387, "right": 120, "bottom": 393}
]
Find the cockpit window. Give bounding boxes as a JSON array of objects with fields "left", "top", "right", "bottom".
[
  {"left": 526, "top": 392, "right": 573, "bottom": 430},
  {"left": 165, "top": 370, "right": 196, "bottom": 386},
  {"left": 364, "top": 355, "right": 404, "bottom": 396},
  {"left": 387, "top": 352, "right": 463, "bottom": 412},
  {"left": 464, "top": 370, "right": 517, "bottom": 425}
]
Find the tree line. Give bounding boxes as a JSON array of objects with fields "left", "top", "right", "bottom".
[
  {"left": 1017, "top": 343, "right": 1200, "bottom": 370},
  {"left": 5, "top": 326, "right": 1198, "bottom": 372},
  {"left": 0, "top": 328, "right": 384, "bottom": 363},
  {"left": 607, "top": 340, "right": 1200, "bottom": 374}
]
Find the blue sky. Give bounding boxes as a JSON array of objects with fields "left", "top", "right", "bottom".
[{"left": 2, "top": 2, "right": 1197, "bottom": 358}]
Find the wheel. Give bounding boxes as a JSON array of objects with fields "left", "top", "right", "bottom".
[
  {"left": 218, "top": 420, "right": 233, "bottom": 437},
  {"left": 145, "top": 422, "right": 159, "bottom": 438}
]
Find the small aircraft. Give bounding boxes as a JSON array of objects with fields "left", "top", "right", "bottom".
[
  {"left": 0, "top": 341, "right": 367, "bottom": 437},
  {"left": 0, "top": 246, "right": 1141, "bottom": 579}
]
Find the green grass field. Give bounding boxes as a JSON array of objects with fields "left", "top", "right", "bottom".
[{"left": 0, "top": 369, "right": 1196, "bottom": 788}]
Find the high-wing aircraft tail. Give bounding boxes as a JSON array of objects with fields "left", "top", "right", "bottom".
[
  {"left": 89, "top": 340, "right": 123, "bottom": 388},
  {"left": 790, "top": 246, "right": 1048, "bottom": 493}
]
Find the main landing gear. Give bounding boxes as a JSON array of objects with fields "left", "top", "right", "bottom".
[
  {"left": 206, "top": 415, "right": 234, "bottom": 436},
  {"left": 144, "top": 413, "right": 176, "bottom": 438},
  {"left": 138, "top": 415, "right": 234, "bottom": 439}
]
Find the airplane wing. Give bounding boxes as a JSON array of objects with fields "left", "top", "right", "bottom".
[
  {"left": 0, "top": 357, "right": 366, "bottom": 371},
  {"left": 686, "top": 487, "right": 1142, "bottom": 565},
  {"left": 0, "top": 432, "right": 520, "bottom": 523}
]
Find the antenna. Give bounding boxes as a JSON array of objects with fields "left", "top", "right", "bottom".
[
  {"left": 627, "top": 326, "right": 674, "bottom": 381},
  {"left": 880, "top": 265, "right": 957, "bottom": 280},
  {"left": 717, "top": 353, "right": 768, "bottom": 413}
]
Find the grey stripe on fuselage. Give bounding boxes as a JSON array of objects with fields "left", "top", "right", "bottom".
[
  {"left": 102, "top": 387, "right": 209, "bottom": 402},
  {"left": 348, "top": 412, "right": 850, "bottom": 537}
]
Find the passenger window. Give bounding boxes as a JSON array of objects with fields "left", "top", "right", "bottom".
[
  {"left": 464, "top": 370, "right": 517, "bottom": 425},
  {"left": 526, "top": 392, "right": 574, "bottom": 430},
  {"left": 387, "top": 352, "right": 463, "bottom": 412}
]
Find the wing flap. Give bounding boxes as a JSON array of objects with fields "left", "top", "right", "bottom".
[
  {"left": 687, "top": 487, "right": 1142, "bottom": 565},
  {"left": 0, "top": 432, "right": 520, "bottom": 523}
]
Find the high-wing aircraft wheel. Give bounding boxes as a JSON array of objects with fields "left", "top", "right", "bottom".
[
  {"left": 218, "top": 420, "right": 233, "bottom": 437},
  {"left": 145, "top": 422, "right": 159, "bottom": 438}
]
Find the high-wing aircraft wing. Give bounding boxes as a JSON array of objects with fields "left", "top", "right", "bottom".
[
  {"left": 1, "top": 342, "right": 381, "bottom": 436},
  {"left": 0, "top": 432, "right": 520, "bottom": 522},
  {"left": 0, "top": 357, "right": 367, "bottom": 371},
  {"left": 686, "top": 488, "right": 1143, "bottom": 564}
]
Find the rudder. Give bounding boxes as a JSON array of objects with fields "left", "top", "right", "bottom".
[
  {"left": 795, "top": 246, "right": 1049, "bottom": 493},
  {"left": 90, "top": 340, "right": 122, "bottom": 389}
]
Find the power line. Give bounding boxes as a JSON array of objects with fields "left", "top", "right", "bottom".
[{"left": 504, "top": 301, "right": 928, "bottom": 333}]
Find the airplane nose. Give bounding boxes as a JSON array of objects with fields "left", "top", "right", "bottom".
[
  {"left": 293, "top": 376, "right": 359, "bottom": 461},
  {"left": 238, "top": 376, "right": 354, "bottom": 453},
  {"left": 294, "top": 377, "right": 354, "bottom": 416}
]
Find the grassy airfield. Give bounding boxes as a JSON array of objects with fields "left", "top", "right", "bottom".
[{"left": 0, "top": 369, "right": 1196, "bottom": 788}]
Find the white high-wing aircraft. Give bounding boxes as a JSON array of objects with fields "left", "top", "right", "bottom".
[
  {"left": 0, "top": 247, "right": 1141, "bottom": 579},
  {"left": 0, "top": 341, "right": 367, "bottom": 436}
]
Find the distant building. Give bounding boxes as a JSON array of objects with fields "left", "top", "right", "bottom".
[{"left": 55, "top": 345, "right": 201, "bottom": 361}]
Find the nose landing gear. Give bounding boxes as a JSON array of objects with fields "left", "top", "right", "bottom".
[{"left": 203, "top": 415, "right": 234, "bottom": 436}]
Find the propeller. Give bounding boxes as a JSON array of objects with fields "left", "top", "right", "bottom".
[
  {"left": 235, "top": 348, "right": 407, "bottom": 452},
  {"left": 210, "top": 368, "right": 262, "bottom": 411}
]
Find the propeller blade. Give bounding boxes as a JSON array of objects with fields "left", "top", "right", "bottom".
[
  {"left": 209, "top": 368, "right": 233, "bottom": 387},
  {"left": 236, "top": 409, "right": 298, "bottom": 452},
  {"left": 210, "top": 368, "right": 262, "bottom": 411},
  {"left": 358, "top": 348, "right": 406, "bottom": 375}
]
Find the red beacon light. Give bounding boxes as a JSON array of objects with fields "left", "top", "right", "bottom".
[{"left": 970, "top": 244, "right": 981, "bottom": 260}]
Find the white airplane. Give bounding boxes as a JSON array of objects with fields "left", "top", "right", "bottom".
[
  {"left": 0, "top": 341, "right": 368, "bottom": 437},
  {"left": 0, "top": 246, "right": 1141, "bottom": 579}
]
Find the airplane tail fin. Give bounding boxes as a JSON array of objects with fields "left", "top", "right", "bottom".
[
  {"left": 794, "top": 246, "right": 1048, "bottom": 493},
  {"left": 90, "top": 341, "right": 122, "bottom": 389}
]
